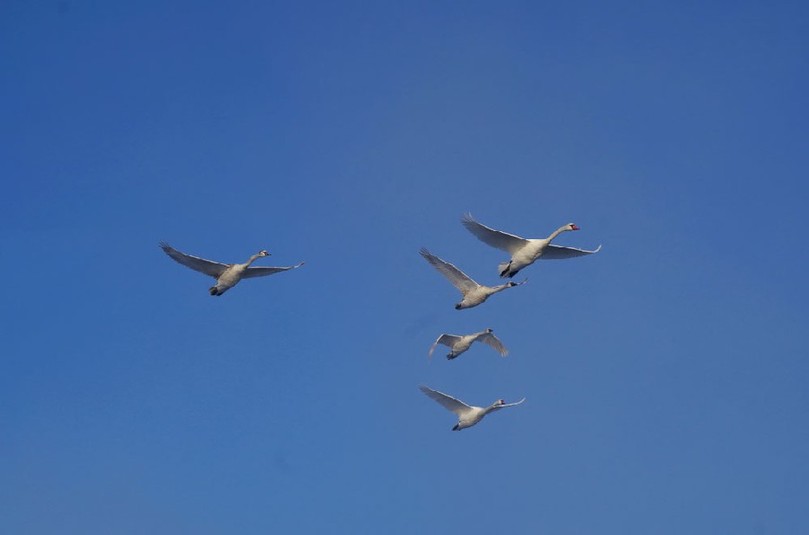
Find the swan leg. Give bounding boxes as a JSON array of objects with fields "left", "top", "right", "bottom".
[
  {"left": 452, "top": 424, "right": 460, "bottom": 431},
  {"left": 209, "top": 286, "right": 220, "bottom": 296},
  {"left": 447, "top": 353, "right": 456, "bottom": 360},
  {"left": 499, "top": 260, "right": 512, "bottom": 277}
]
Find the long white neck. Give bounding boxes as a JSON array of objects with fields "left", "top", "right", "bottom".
[
  {"left": 244, "top": 252, "right": 264, "bottom": 267},
  {"left": 485, "top": 403, "right": 502, "bottom": 414},
  {"left": 491, "top": 282, "right": 520, "bottom": 294},
  {"left": 547, "top": 224, "right": 572, "bottom": 242}
]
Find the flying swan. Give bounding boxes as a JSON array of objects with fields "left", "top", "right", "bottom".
[
  {"left": 462, "top": 213, "right": 601, "bottom": 278},
  {"left": 419, "top": 248, "right": 525, "bottom": 309},
  {"left": 419, "top": 385, "right": 525, "bottom": 431},
  {"left": 428, "top": 328, "right": 508, "bottom": 360},
  {"left": 160, "top": 242, "right": 304, "bottom": 296}
]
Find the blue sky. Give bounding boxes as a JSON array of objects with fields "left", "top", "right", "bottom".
[{"left": 2, "top": 1, "right": 808, "bottom": 533}]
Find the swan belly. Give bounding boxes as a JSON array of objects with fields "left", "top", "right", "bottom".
[
  {"left": 216, "top": 266, "right": 245, "bottom": 292},
  {"left": 457, "top": 409, "right": 486, "bottom": 429},
  {"left": 457, "top": 289, "right": 489, "bottom": 309},
  {"left": 508, "top": 241, "right": 544, "bottom": 274},
  {"left": 451, "top": 338, "right": 474, "bottom": 356}
]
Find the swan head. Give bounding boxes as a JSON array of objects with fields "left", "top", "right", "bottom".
[
  {"left": 507, "top": 281, "right": 518, "bottom": 287},
  {"left": 486, "top": 328, "right": 493, "bottom": 333},
  {"left": 258, "top": 250, "right": 270, "bottom": 257},
  {"left": 493, "top": 399, "right": 506, "bottom": 407},
  {"left": 567, "top": 223, "right": 580, "bottom": 231}
]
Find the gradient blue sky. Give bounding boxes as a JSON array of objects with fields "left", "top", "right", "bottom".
[{"left": 2, "top": 1, "right": 808, "bottom": 533}]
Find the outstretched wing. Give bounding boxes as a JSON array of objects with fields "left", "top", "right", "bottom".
[
  {"left": 160, "top": 242, "right": 229, "bottom": 278},
  {"left": 462, "top": 213, "right": 529, "bottom": 255},
  {"left": 419, "top": 248, "right": 478, "bottom": 294},
  {"left": 540, "top": 244, "right": 602, "bottom": 260},
  {"left": 241, "top": 261, "right": 305, "bottom": 279},
  {"left": 419, "top": 385, "right": 472, "bottom": 417},
  {"left": 479, "top": 332, "right": 508, "bottom": 357},
  {"left": 428, "top": 334, "right": 462, "bottom": 358}
]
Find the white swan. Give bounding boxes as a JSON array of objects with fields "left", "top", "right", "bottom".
[
  {"left": 462, "top": 213, "right": 601, "bottom": 278},
  {"left": 428, "top": 328, "right": 508, "bottom": 360},
  {"left": 419, "top": 385, "right": 525, "bottom": 431},
  {"left": 160, "top": 242, "right": 304, "bottom": 296},
  {"left": 419, "top": 248, "right": 525, "bottom": 309}
]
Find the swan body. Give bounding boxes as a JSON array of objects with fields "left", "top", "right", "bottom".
[
  {"left": 419, "top": 248, "right": 525, "bottom": 309},
  {"left": 160, "top": 242, "right": 304, "bottom": 296},
  {"left": 429, "top": 328, "right": 508, "bottom": 360},
  {"left": 419, "top": 385, "right": 525, "bottom": 431},
  {"left": 462, "top": 213, "right": 601, "bottom": 278}
]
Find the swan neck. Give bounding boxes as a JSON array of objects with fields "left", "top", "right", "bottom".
[{"left": 548, "top": 225, "right": 570, "bottom": 242}]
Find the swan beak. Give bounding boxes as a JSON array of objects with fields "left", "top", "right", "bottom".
[{"left": 571, "top": 224, "right": 580, "bottom": 231}]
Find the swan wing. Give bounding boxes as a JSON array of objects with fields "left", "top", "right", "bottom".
[
  {"left": 540, "top": 244, "right": 602, "bottom": 260},
  {"left": 160, "top": 242, "right": 229, "bottom": 278},
  {"left": 462, "top": 213, "right": 529, "bottom": 255},
  {"left": 429, "top": 334, "right": 462, "bottom": 358},
  {"left": 500, "top": 397, "right": 526, "bottom": 408},
  {"left": 419, "top": 248, "right": 478, "bottom": 294},
  {"left": 241, "top": 261, "right": 305, "bottom": 279},
  {"left": 479, "top": 332, "right": 508, "bottom": 357},
  {"left": 419, "top": 385, "right": 472, "bottom": 417}
]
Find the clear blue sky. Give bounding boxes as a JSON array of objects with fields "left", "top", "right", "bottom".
[{"left": 2, "top": 1, "right": 808, "bottom": 533}]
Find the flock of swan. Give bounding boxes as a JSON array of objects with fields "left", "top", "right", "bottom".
[
  {"left": 417, "top": 213, "right": 600, "bottom": 430},
  {"left": 160, "top": 213, "right": 600, "bottom": 431}
]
